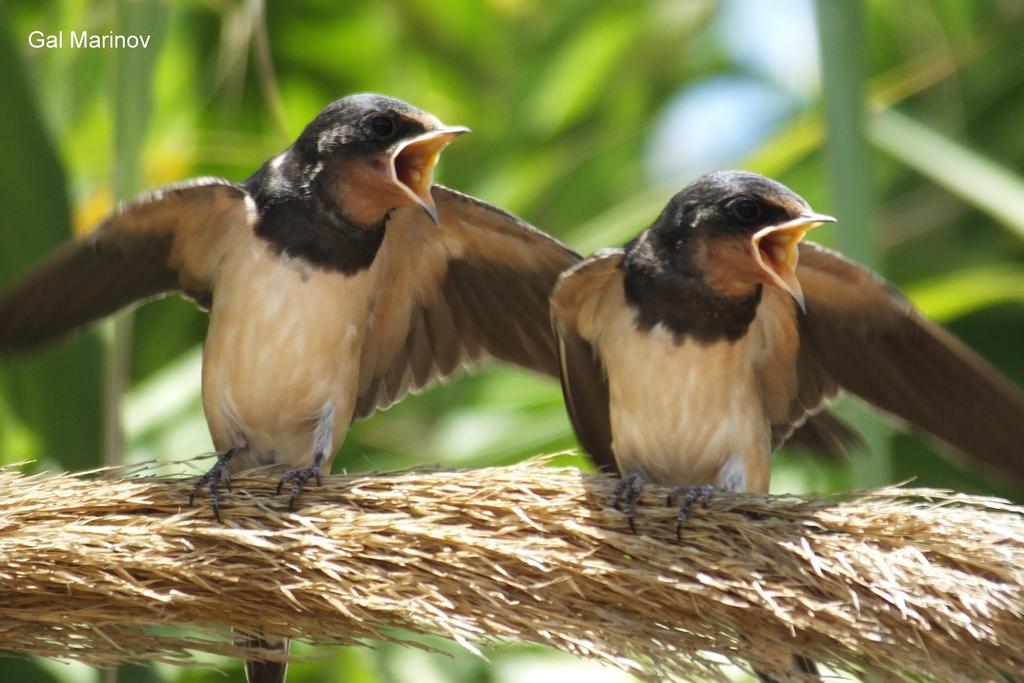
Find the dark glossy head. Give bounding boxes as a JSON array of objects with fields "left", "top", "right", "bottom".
[
  {"left": 295, "top": 94, "right": 437, "bottom": 155},
  {"left": 655, "top": 170, "right": 835, "bottom": 308},
  {"left": 665, "top": 170, "right": 814, "bottom": 232},
  {"left": 292, "top": 93, "right": 468, "bottom": 224}
]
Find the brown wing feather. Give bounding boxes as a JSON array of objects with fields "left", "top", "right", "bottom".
[
  {"left": 549, "top": 250, "right": 624, "bottom": 473},
  {"left": 781, "top": 411, "right": 863, "bottom": 461},
  {"left": 795, "top": 241, "right": 1024, "bottom": 480},
  {"left": 0, "top": 178, "right": 250, "bottom": 351},
  {"left": 353, "top": 185, "right": 580, "bottom": 419},
  {"left": 555, "top": 327, "right": 616, "bottom": 473}
]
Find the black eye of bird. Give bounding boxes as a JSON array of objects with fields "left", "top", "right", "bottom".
[
  {"left": 369, "top": 115, "right": 396, "bottom": 139},
  {"left": 731, "top": 198, "right": 761, "bottom": 222}
]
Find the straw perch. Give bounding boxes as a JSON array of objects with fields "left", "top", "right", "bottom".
[{"left": 1, "top": 461, "right": 1023, "bottom": 682}]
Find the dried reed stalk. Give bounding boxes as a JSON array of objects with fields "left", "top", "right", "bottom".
[{"left": 1, "top": 459, "right": 1022, "bottom": 682}]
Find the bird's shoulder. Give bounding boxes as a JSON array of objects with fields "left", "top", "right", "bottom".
[
  {"left": 430, "top": 185, "right": 580, "bottom": 271},
  {"left": 550, "top": 248, "right": 625, "bottom": 331},
  {"left": 797, "top": 241, "right": 912, "bottom": 314},
  {"left": 103, "top": 176, "right": 252, "bottom": 234}
]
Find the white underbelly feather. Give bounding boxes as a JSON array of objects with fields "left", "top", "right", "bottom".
[
  {"left": 201, "top": 244, "right": 372, "bottom": 467},
  {"left": 600, "top": 322, "right": 772, "bottom": 489}
]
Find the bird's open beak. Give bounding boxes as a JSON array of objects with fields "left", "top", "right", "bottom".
[
  {"left": 391, "top": 126, "right": 470, "bottom": 224},
  {"left": 751, "top": 212, "right": 836, "bottom": 312}
]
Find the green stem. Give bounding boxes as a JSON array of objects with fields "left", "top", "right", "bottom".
[{"left": 815, "top": 0, "right": 890, "bottom": 487}]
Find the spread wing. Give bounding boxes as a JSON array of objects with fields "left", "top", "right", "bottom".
[
  {"left": 353, "top": 185, "right": 580, "bottom": 419},
  {"left": 549, "top": 250, "right": 623, "bottom": 473},
  {"left": 793, "top": 241, "right": 1024, "bottom": 480},
  {"left": 0, "top": 178, "right": 251, "bottom": 351}
]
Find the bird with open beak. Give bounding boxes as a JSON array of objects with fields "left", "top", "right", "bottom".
[
  {"left": 551, "top": 170, "right": 1024, "bottom": 681},
  {"left": 0, "top": 93, "right": 580, "bottom": 683}
]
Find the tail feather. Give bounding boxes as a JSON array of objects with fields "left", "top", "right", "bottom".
[
  {"left": 755, "top": 654, "right": 819, "bottom": 682},
  {"left": 246, "top": 659, "right": 288, "bottom": 683},
  {"left": 237, "top": 632, "right": 289, "bottom": 683}
]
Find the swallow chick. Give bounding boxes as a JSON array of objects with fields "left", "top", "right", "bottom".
[
  {"left": 552, "top": 169, "right": 1024, "bottom": 681},
  {"left": 554, "top": 169, "right": 1024, "bottom": 505},
  {"left": 1, "top": 93, "right": 581, "bottom": 683},
  {"left": 0, "top": 92, "right": 579, "bottom": 515}
]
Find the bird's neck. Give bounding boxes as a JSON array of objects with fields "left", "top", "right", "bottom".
[
  {"left": 623, "top": 231, "right": 762, "bottom": 345},
  {"left": 246, "top": 152, "right": 388, "bottom": 275}
]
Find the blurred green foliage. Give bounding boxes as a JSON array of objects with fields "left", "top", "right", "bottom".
[{"left": 2, "top": 1, "right": 1024, "bottom": 682}]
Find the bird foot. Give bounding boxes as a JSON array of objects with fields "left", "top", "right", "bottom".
[
  {"left": 276, "top": 452, "right": 325, "bottom": 511},
  {"left": 189, "top": 447, "right": 239, "bottom": 522},
  {"left": 666, "top": 484, "right": 716, "bottom": 542},
  {"left": 612, "top": 472, "right": 647, "bottom": 534}
]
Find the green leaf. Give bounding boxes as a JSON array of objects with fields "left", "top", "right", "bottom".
[
  {"left": 524, "top": 8, "right": 639, "bottom": 135},
  {"left": 906, "top": 265, "right": 1024, "bottom": 322},
  {"left": 871, "top": 108, "right": 1024, "bottom": 241},
  {"left": 566, "top": 180, "right": 667, "bottom": 254}
]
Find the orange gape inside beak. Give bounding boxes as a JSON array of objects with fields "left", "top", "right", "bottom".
[
  {"left": 391, "top": 126, "right": 469, "bottom": 224},
  {"left": 751, "top": 212, "right": 836, "bottom": 311}
]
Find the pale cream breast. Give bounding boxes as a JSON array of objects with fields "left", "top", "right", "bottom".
[
  {"left": 202, "top": 231, "right": 377, "bottom": 469},
  {"left": 589, "top": 282, "right": 801, "bottom": 493}
]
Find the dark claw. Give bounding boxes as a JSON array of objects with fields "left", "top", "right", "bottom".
[
  {"left": 612, "top": 473, "right": 647, "bottom": 534},
  {"left": 276, "top": 453, "right": 325, "bottom": 511},
  {"left": 666, "top": 484, "right": 716, "bottom": 542},
  {"left": 189, "top": 447, "right": 237, "bottom": 522}
]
